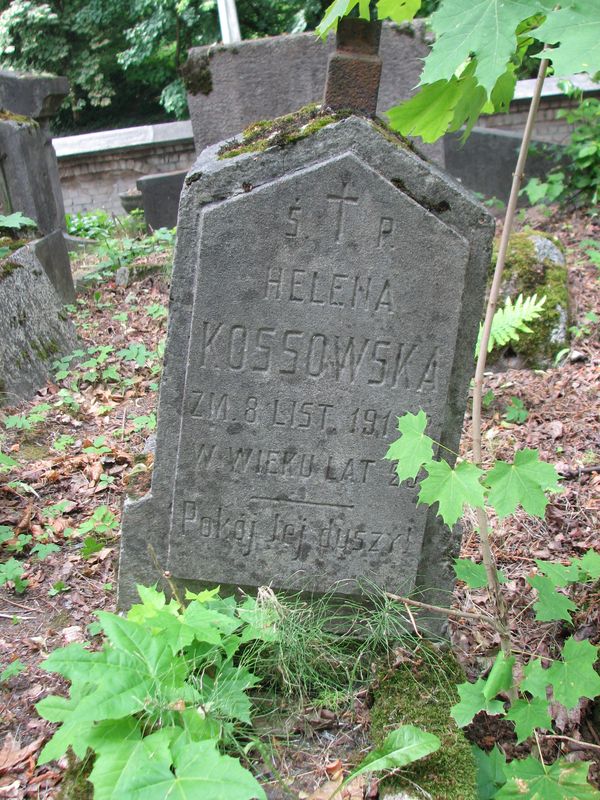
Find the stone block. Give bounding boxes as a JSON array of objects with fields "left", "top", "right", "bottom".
[
  {"left": 0, "top": 116, "right": 66, "bottom": 234},
  {"left": 444, "top": 127, "right": 561, "bottom": 204},
  {"left": 0, "top": 69, "right": 69, "bottom": 123},
  {"left": 118, "top": 115, "right": 493, "bottom": 614},
  {"left": 136, "top": 170, "right": 186, "bottom": 230},
  {"left": 32, "top": 229, "right": 75, "bottom": 304},
  {"left": 0, "top": 238, "right": 78, "bottom": 405}
]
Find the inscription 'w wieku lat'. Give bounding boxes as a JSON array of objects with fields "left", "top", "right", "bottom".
[{"left": 118, "top": 125, "right": 493, "bottom": 609}]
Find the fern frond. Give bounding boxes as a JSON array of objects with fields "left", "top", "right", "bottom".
[{"left": 476, "top": 294, "right": 547, "bottom": 355}]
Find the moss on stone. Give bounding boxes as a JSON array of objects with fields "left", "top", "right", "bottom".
[
  {"left": 0, "top": 108, "right": 36, "bottom": 126},
  {"left": 370, "top": 646, "right": 477, "bottom": 800},
  {"left": 31, "top": 335, "right": 60, "bottom": 361},
  {"left": 0, "top": 259, "right": 23, "bottom": 280},
  {"left": 218, "top": 104, "right": 351, "bottom": 159},
  {"left": 180, "top": 53, "right": 213, "bottom": 96},
  {"left": 491, "top": 231, "right": 570, "bottom": 367}
]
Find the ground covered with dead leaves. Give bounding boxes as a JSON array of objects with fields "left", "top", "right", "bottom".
[{"left": 0, "top": 207, "right": 598, "bottom": 798}]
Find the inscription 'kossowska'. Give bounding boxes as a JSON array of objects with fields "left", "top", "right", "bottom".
[{"left": 196, "top": 321, "right": 439, "bottom": 390}]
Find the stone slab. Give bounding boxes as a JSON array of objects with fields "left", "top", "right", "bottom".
[
  {"left": 185, "top": 23, "right": 443, "bottom": 165},
  {"left": 0, "top": 117, "right": 66, "bottom": 235},
  {"left": 444, "top": 127, "right": 562, "bottom": 204},
  {"left": 137, "top": 170, "right": 186, "bottom": 230},
  {"left": 118, "top": 116, "right": 493, "bottom": 613},
  {"left": 32, "top": 229, "right": 75, "bottom": 304},
  {"left": 0, "top": 239, "right": 78, "bottom": 405},
  {"left": 0, "top": 69, "right": 69, "bottom": 122}
]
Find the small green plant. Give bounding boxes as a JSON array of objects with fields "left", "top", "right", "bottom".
[
  {"left": 82, "top": 436, "right": 111, "bottom": 455},
  {"left": 49, "top": 580, "right": 70, "bottom": 596},
  {"left": 147, "top": 302, "right": 168, "bottom": 320},
  {"left": 81, "top": 536, "right": 104, "bottom": 559},
  {"left": 522, "top": 94, "right": 600, "bottom": 208},
  {"left": 2, "top": 403, "right": 52, "bottom": 431},
  {"left": 0, "top": 557, "right": 28, "bottom": 593},
  {"left": 53, "top": 434, "right": 76, "bottom": 452},
  {"left": 503, "top": 396, "right": 528, "bottom": 424},
  {"left": 476, "top": 295, "right": 547, "bottom": 355},
  {"left": 36, "top": 586, "right": 274, "bottom": 799},
  {"left": 129, "top": 413, "right": 157, "bottom": 433},
  {"left": 65, "top": 210, "right": 115, "bottom": 240},
  {"left": 0, "top": 212, "right": 37, "bottom": 257},
  {"left": 385, "top": 411, "right": 600, "bottom": 797},
  {"left": 581, "top": 238, "right": 600, "bottom": 280},
  {"left": 0, "top": 659, "right": 25, "bottom": 683},
  {"left": 569, "top": 311, "right": 599, "bottom": 339},
  {"left": 76, "top": 505, "right": 119, "bottom": 538}
]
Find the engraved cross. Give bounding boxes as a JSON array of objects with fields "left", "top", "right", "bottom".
[{"left": 327, "top": 182, "right": 359, "bottom": 243}]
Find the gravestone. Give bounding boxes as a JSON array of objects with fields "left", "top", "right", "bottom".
[
  {"left": 0, "top": 70, "right": 68, "bottom": 235},
  {"left": 0, "top": 241, "right": 78, "bottom": 405},
  {"left": 118, "top": 113, "right": 494, "bottom": 610},
  {"left": 137, "top": 170, "right": 186, "bottom": 230}
]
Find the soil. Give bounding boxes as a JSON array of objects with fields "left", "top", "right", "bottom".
[{"left": 0, "top": 206, "right": 598, "bottom": 798}]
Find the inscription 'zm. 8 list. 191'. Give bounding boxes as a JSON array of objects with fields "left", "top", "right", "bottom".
[
  {"left": 166, "top": 152, "right": 470, "bottom": 591},
  {"left": 117, "top": 118, "right": 493, "bottom": 608}
]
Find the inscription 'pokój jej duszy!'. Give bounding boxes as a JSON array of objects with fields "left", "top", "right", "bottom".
[{"left": 118, "top": 117, "right": 494, "bottom": 608}]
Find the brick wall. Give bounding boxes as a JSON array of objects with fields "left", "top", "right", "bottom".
[{"left": 54, "top": 122, "right": 195, "bottom": 216}]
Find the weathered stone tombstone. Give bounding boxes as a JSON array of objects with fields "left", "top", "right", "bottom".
[
  {"left": 118, "top": 25, "right": 494, "bottom": 611},
  {"left": 0, "top": 243, "right": 78, "bottom": 405},
  {"left": 0, "top": 71, "right": 75, "bottom": 303},
  {"left": 0, "top": 70, "right": 68, "bottom": 236}
]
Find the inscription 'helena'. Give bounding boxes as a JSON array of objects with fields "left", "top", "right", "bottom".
[
  {"left": 197, "top": 321, "right": 439, "bottom": 390},
  {"left": 264, "top": 266, "right": 394, "bottom": 314}
]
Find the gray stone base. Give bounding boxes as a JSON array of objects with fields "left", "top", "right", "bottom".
[{"left": 0, "top": 239, "right": 78, "bottom": 405}]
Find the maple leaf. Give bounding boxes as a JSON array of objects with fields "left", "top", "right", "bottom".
[
  {"left": 473, "top": 746, "right": 507, "bottom": 800},
  {"left": 520, "top": 659, "right": 551, "bottom": 701},
  {"left": 122, "top": 739, "right": 267, "bottom": 800},
  {"left": 377, "top": 0, "right": 421, "bottom": 24},
  {"left": 419, "top": 459, "right": 485, "bottom": 527},
  {"left": 505, "top": 697, "right": 552, "bottom": 743},
  {"left": 527, "top": 574, "right": 577, "bottom": 623},
  {"left": 534, "top": 559, "right": 580, "bottom": 587},
  {"left": 485, "top": 449, "right": 560, "bottom": 519},
  {"left": 387, "top": 74, "right": 486, "bottom": 144},
  {"left": 547, "top": 637, "right": 600, "bottom": 710},
  {"left": 453, "top": 558, "right": 506, "bottom": 589},
  {"left": 451, "top": 677, "right": 506, "bottom": 727},
  {"left": 497, "top": 756, "right": 599, "bottom": 799},
  {"left": 384, "top": 410, "right": 434, "bottom": 482},
  {"left": 316, "top": 0, "right": 370, "bottom": 37},
  {"left": 535, "top": 4, "right": 600, "bottom": 78},
  {"left": 421, "top": 0, "right": 552, "bottom": 95},
  {"left": 576, "top": 549, "right": 600, "bottom": 581}
]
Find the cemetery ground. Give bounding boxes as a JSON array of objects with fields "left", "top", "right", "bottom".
[{"left": 0, "top": 205, "right": 598, "bottom": 799}]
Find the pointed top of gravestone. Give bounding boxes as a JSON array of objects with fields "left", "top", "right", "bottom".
[{"left": 324, "top": 17, "right": 383, "bottom": 117}]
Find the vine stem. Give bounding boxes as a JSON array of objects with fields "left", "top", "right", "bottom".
[{"left": 471, "top": 57, "right": 550, "bottom": 663}]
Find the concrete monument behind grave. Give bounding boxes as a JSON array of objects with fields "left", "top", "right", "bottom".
[{"left": 118, "top": 113, "right": 494, "bottom": 609}]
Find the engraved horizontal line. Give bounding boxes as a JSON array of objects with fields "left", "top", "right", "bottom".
[{"left": 249, "top": 495, "right": 354, "bottom": 510}]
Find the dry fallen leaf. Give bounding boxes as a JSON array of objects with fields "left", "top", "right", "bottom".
[{"left": 0, "top": 735, "right": 44, "bottom": 775}]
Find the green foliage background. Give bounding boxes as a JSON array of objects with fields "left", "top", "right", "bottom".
[{"left": 0, "top": 0, "right": 331, "bottom": 131}]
